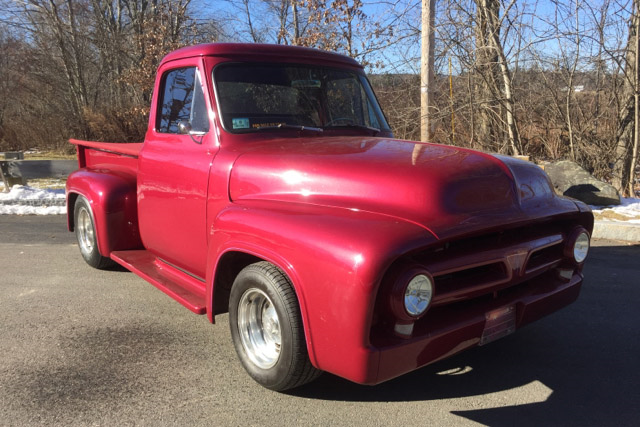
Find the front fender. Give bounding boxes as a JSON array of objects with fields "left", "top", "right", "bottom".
[
  {"left": 66, "top": 168, "right": 141, "bottom": 257},
  {"left": 206, "top": 200, "right": 436, "bottom": 383}
]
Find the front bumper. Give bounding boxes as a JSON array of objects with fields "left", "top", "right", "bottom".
[{"left": 362, "top": 270, "right": 582, "bottom": 385}]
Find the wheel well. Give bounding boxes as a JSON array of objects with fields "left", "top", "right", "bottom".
[
  {"left": 213, "top": 251, "right": 262, "bottom": 314},
  {"left": 67, "top": 192, "right": 79, "bottom": 231}
]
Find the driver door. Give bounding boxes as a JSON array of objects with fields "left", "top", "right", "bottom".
[{"left": 138, "top": 58, "right": 217, "bottom": 279}]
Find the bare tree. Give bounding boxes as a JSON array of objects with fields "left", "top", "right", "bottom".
[
  {"left": 0, "top": 0, "right": 637, "bottom": 192},
  {"left": 0, "top": 0, "right": 217, "bottom": 149},
  {"left": 614, "top": 0, "right": 639, "bottom": 196},
  {"left": 476, "top": 0, "right": 520, "bottom": 154}
]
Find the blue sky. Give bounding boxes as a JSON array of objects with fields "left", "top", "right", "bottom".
[{"left": 189, "top": 0, "right": 632, "bottom": 74}]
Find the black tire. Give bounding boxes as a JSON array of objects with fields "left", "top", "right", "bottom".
[
  {"left": 229, "top": 262, "right": 321, "bottom": 391},
  {"left": 74, "top": 196, "right": 115, "bottom": 269}
]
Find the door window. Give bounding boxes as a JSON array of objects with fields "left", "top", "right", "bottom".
[{"left": 157, "top": 67, "right": 209, "bottom": 134}]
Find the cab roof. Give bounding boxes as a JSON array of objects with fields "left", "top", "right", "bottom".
[{"left": 160, "top": 43, "right": 363, "bottom": 69}]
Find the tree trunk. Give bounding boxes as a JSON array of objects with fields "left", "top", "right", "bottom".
[
  {"left": 473, "top": 0, "right": 502, "bottom": 152},
  {"left": 613, "top": 0, "right": 639, "bottom": 196},
  {"left": 565, "top": 1, "right": 581, "bottom": 161},
  {"left": 480, "top": 0, "right": 520, "bottom": 155},
  {"left": 292, "top": 0, "right": 299, "bottom": 44}
]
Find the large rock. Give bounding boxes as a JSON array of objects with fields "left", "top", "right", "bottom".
[{"left": 543, "top": 160, "right": 621, "bottom": 206}]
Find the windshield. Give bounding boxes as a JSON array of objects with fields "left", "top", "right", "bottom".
[{"left": 214, "top": 63, "right": 390, "bottom": 134}]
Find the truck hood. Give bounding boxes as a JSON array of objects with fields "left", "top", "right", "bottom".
[{"left": 229, "top": 137, "right": 578, "bottom": 240}]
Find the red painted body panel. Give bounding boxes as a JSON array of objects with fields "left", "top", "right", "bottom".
[
  {"left": 70, "top": 139, "right": 143, "bottom": 159},
  {"left": 66, "top": 43, "right": 594, "bottom": 386},
  {"left": 66, "top": 142, "right": 141, "bottom": 256},
  {"left": 137, "top": 56, "right": 218, "bottom": 279},
  {"left": 207, "top": 200, "right": 436, "bottom": 378},
  {"left": 162, "top": 43, "right": 362, "bottom": 69},
  {"left": 227, "top": 137, "right": 581, "bottom": 239}
]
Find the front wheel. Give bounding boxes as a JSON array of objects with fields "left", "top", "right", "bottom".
[
  {"left": 229, "top": 262, "right": 320, "bottom": 391},
  {"left": 74, "top": 196, "right": 114, "bottom": 269}
]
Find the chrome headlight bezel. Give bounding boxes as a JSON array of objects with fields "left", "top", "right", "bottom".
[
  {"left": 573, "top": 231, "right": 590, "bottom": 263},
  {"left": 565, "top": 227, "right": 590, "bottom": 264},
  {"left": 389, "top": 268, "right": 435, "bottom": 321},
  {"left": 404, "top": 274, "right": 433, "bottom": 317}
]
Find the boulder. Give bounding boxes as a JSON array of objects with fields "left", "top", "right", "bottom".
[{"left": 543, "top": 160, "right": 621, "bottom": 206}]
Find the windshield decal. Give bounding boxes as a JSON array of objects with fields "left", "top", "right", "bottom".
[
  {"left": 232, "top": 118, "right": 250, "bottom": 129},
  {"left": 253, "top": 122, "right": 286, "bottom": 129}
]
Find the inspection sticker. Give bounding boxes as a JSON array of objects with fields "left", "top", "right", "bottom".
[{"left": 232, "top": 118, "right": 250, "bottom": 129}]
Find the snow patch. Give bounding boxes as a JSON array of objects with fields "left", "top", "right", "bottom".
[
  {"left": 591, "top": 197, "right": 640, "bottom": 224},
  {"left": 0, "top": 204, "right": 66, "bottom": 215},
  {"left": 0, "top": 184, "right": 65, "bottom": 201},
  {"left": 0, "top": 185, "right": 66, "bottom": 215}
]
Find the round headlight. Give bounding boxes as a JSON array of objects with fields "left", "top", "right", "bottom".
[
  {"left": 404, "top": 274, "right": 433, "bottom": 317},
  {"left": 573, "top": 231, "right": 590, "bottom": 263}
]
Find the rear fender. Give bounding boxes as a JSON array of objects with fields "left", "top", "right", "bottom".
[{"left": 66, "top": 169, "right": 141, "bottom": 257}]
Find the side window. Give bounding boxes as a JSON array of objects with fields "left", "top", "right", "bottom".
[
  {"left": 157, "top": 67, "right": 209, "bottom": 134},
  {"left": 366, "top": 99, "right": 381, "bottom": 129}
]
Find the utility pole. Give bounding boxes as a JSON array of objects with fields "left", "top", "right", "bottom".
[{"left": 421, "top": 0, "right": 436, "bottom": 142}]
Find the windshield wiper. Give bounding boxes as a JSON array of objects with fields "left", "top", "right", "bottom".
[
  {"left": 324, "top": 124, "right": 380, "bottom": 136},
  {"left": 253, "top": 124, "right": 323, "bottom": 133}
]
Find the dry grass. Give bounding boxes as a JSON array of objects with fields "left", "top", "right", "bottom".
[
  {"left": 23, "top": 151, "right": 76, "bottom": 160},
  {"left": 22, "top": 178, "right": 67, "bottom": 190},
  {"left": 593, "top": 209, "right": 640, "bottom": 222}
]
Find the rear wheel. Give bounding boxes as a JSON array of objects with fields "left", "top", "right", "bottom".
[
  {"left": 229, "top": 262, "right": 320, "bottom": 391},
  {"left": 74, "top": 196, "right": 114, "bottom": 269}
]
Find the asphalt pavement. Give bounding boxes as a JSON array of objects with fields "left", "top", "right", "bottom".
[{"left": 0, "top": 215, "right": 639, "bottom": 426}]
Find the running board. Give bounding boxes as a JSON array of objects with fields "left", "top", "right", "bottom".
[{"left": 110, "top": 250, "right": 207, "bottom": 314}]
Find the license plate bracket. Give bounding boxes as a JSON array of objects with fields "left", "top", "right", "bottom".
[{"left": 480, "top": 305, "right": 516, "bottom": 346}]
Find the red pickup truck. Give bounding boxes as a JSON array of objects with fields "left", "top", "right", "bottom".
[{"left": 66, "top": 43, "right": 593, "bottom": 391}]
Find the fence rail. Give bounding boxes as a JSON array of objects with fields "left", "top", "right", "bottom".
[{"left": 1, "top": 160, "right": 77, "bottom": 190}]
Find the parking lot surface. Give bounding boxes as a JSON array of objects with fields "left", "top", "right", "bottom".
[{"left": 1, "top": 215, "right": 638, "bottom": 426}]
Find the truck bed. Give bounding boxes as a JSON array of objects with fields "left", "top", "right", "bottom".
[{"left": 70, "top": 139, "right": 142, "bottom": 171}]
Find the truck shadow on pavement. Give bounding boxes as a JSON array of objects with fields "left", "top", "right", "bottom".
[{"left": 291, "top": 244, "right": 640, "bottom": 426}]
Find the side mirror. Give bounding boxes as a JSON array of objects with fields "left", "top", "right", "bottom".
[{"left": 177, "top": 120, "right": 192, "bottom": 135}]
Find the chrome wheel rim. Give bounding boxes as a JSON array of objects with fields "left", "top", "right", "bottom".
[
  {"left": 238, "top": 288, "right": 281, "bottom": 369},
  {"left": 77, "top": 206, "right": 95, "bottom": 254}
]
